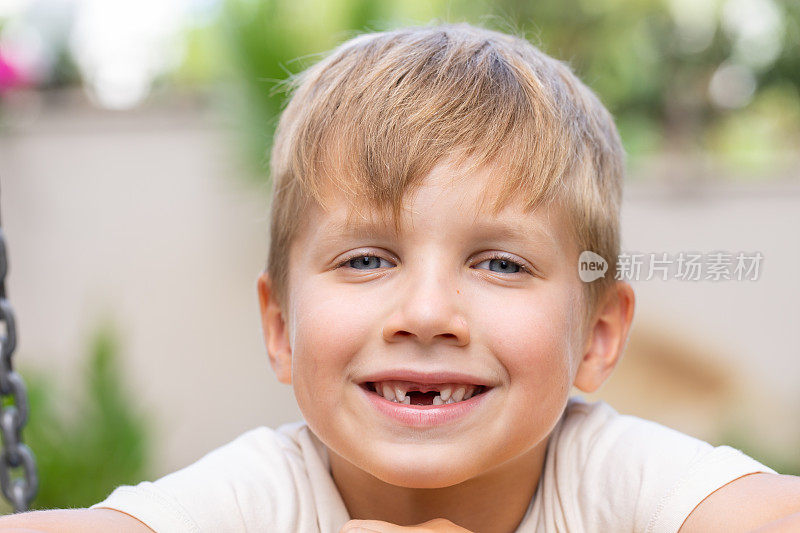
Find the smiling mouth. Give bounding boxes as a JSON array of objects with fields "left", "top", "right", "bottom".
[{"left": 361, "top": 381, "right": 490, "bottom": 406}]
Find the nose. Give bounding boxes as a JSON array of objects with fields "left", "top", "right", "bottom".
[{"left": 381, "top": 269, "right": 470, "bottom": 347}]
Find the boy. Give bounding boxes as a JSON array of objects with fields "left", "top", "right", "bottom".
[{"left": 2, "top": 22, "right": 799, "bottom": 533}]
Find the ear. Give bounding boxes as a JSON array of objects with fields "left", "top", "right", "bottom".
[
  {"left": 257, "top": 271, "right": 292, "bottom": 385},
  {"left": 573, "top": 281, "right": 635, "bottom": 393}
]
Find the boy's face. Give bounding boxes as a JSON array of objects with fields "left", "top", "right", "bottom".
[{"left": 259, "top": 157, "right": 598, "bottom": 488}]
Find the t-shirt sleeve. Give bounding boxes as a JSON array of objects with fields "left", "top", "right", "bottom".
[
  {"left": 541, "top": 399, "right": 776, "bottom": 533},
  {"left": 89, "top": 426, "right": 315, "bottom": 533}
]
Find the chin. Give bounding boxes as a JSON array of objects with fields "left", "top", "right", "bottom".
[
  {"left": 373, "top": 468, "right": 471, "bottom": 489},
  {"left": 363, "top": 448, "right": 479, "bottom": 489}
]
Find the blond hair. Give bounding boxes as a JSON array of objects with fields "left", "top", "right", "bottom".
[{"left": 267, "top": 22, "right": 624, "bottom": 329}]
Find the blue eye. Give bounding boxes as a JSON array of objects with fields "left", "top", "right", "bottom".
[
  {"left": 475, "top": 257, "right": 524, "bottom": 274},
  {"left": 346, "top": 255, "right": 392, "bottom": 270},
  {"left": 340, "top": 254, "right": 526, "bottom": 274}
]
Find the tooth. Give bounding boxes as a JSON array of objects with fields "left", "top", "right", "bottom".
[
  {"left": 445, "top": 398, "right": 456, "bottom": 404},
  {"left": 439, "top": 386, "right": 452, "bottom": 402},
  {"left": 433, "top": 394, "right": 444, "bottom": 405},
  {"left": 393, "top": 383, "right": 406, "bottom": 403},
  {"left": 463, "top": 385, "right": 476, "bottom": 400},
  {"left": 452, "top": 386, "right": 466, "bottom": 402},
  {"left": 402, "top": 396, "right": 410, "bottom": 405},
  {"left": 381, "top": 382, "right": 396, "bottom": 402}
]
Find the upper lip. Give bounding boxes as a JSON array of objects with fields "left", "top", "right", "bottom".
[{"left": 358, "top": 369, "right": 494, "bottom": 387}]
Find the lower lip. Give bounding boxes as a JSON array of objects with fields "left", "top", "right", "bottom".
[{"left": 359, "top": 385, "right": 492, "bottom": 428}]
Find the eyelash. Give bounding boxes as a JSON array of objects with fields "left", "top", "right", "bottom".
[
  {"left": 475, "top": 252, "right": 532, "bottom": 275},
  {"left": 336, "top": 252, "right": 532, "bottom": 275}
]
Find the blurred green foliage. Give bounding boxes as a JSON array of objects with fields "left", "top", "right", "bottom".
[
  {"left": 721, "top": 430, "right": 800, "bottom": 477},
  {"left": 0, "top": 322, "right": 151, "bottom": 513},
  {"left": 4, "top": 0, "right": 797, "bottom": 176},
  {"left": 178, "top": 0, "right": 800, "bottom": 180}
]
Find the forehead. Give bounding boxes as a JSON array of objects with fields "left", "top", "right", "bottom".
[
  {"left": 316, "top": 153, "right": 552, "bottom": 218},
  {"left": 294, "top": 158, "right": 576, "bottom": 261}
]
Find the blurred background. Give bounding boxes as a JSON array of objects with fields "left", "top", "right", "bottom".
[{"left": 0, "top": 0, "right": 798, "bottom": 511}]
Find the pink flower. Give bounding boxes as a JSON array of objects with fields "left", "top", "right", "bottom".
[{"left": 0, "top": 52, "right": 24, "bottom": 90}]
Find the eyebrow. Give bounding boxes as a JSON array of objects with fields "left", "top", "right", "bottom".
[
  {"left": 466, "top": 219, "right": 557, "bottom": 247},
  {"left": 320, "top": 216, "right": 401, "bottom": 239},
  {"left": 318, "top": 214, "right": 557, "bottom": 249}
]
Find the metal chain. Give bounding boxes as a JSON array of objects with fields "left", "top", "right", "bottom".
[{"left": 0, "top": 202, "right": 38, "bottom": 512}]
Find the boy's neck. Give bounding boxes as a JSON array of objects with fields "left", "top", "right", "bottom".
[{"left": 328, "top": 436, "right": 549, "bottom": 533}]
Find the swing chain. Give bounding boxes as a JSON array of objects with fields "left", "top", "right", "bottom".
[{"left": 0, "top": 228, "right": 38, "bottom": 513}]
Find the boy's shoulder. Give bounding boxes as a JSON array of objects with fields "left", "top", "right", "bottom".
[
  {"left": 555, "top": 395, "right": 692, "bottom": 450},
  {"left": 89, "top": 421, "right": 350, "bottom": 532},
  {"left": 530, "top": 396, "right": 775, "bottom": 532}
]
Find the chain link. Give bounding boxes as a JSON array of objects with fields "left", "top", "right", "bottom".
[{"left": 0, "top": 226, "right": 38, "bottom": 512}]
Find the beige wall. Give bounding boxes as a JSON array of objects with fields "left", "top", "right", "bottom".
[{"left": 1, "top": 92, "right": 798, "bottom": 476}]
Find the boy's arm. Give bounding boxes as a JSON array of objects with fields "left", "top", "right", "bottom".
[
  {"left": 0, "top": 508, "right": 155, "bottom": 532},
  {"left": 679, "top": 473, "right": 800, "bottom": 533}
]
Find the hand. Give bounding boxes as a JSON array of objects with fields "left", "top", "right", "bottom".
[{"left": 340, "top": 517, "right": 474, "bottom": 532}]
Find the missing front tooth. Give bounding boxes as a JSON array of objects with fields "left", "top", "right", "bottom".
[{"left": 407, "top": 391, "right": 438, "bottom": 405}]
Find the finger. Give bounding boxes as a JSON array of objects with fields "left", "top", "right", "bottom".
[
  {"left": 340, "top": 519, "right": 408, "bottom": 532},
  {"left": 340, "top": 518, "right": 473, "bottom": 532},
  {"left": 412, "top": 518, "right": 472, "bottom": 531}
]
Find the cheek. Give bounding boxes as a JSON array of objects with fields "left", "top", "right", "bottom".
[
  {"left": 483, "top": 288, "right": 577, "bottom": 394},
  {"left": 288, "top": 283, "right": 377, "bottom": 407}
]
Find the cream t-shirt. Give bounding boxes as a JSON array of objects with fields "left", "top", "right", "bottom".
[{"left": 90, "top": 397, "right": 775, "bottom": 532}]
